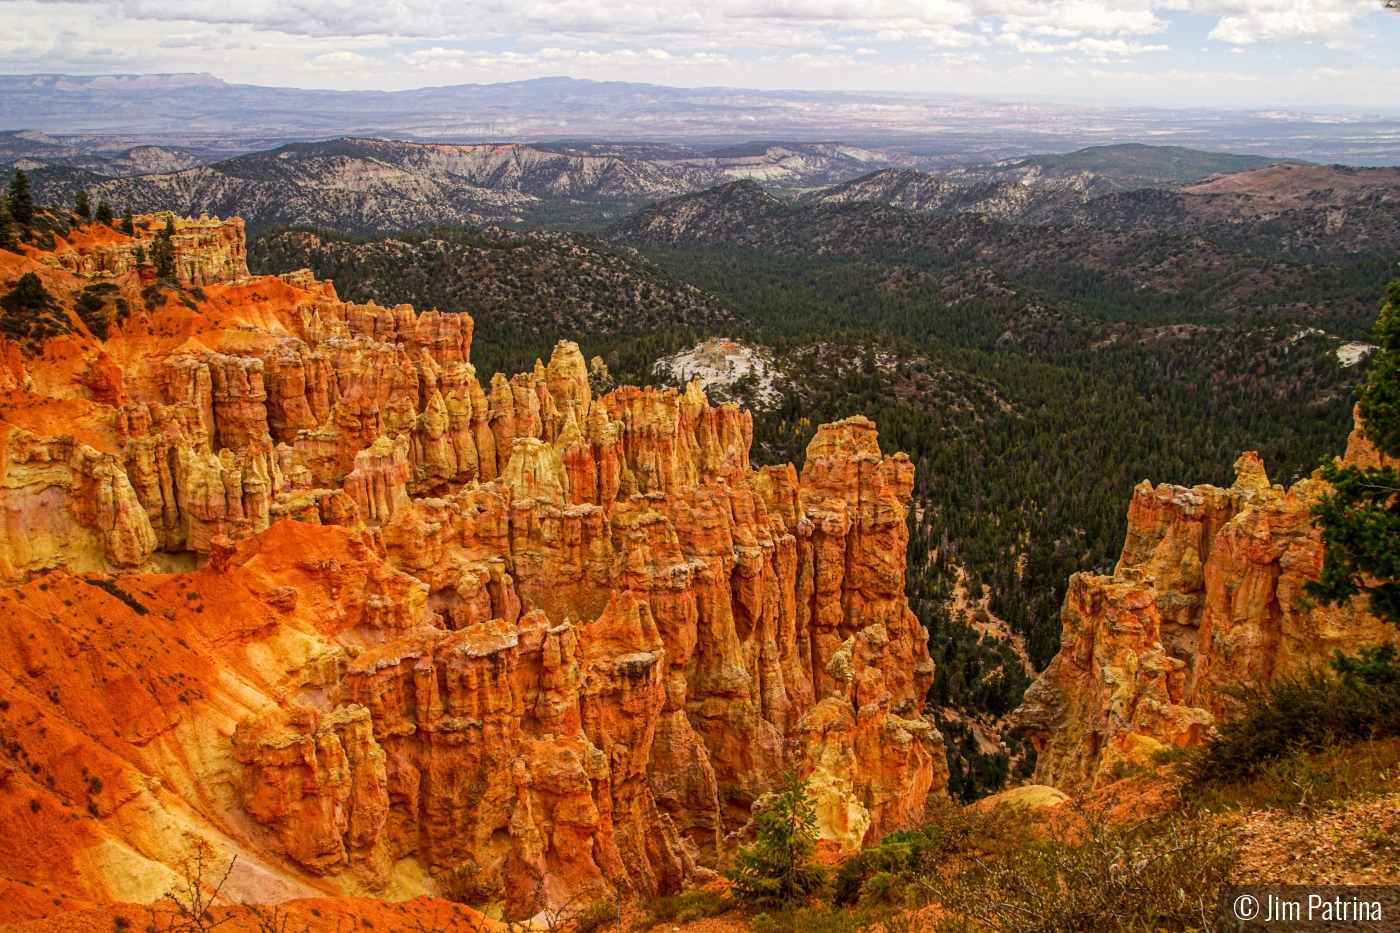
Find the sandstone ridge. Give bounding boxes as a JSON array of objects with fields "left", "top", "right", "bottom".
[{"left": 0, "top": 216, "right": 946, "bottom": 923}]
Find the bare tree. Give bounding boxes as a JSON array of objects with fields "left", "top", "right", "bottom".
[{"left": 146, "top": 843, "right": 237, "bottom": 933}]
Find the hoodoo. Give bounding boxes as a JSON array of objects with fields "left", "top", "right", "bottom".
[
  {"left": 1012, "top": 413, "right": 1398, "bottom": 793},
  {"left": 0, "top": 213, "right": 946, "bottom": 922}
]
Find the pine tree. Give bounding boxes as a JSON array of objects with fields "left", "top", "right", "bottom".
[
  {"left": 1, "top": 272, "right": 50, "bottom": 313},
  {"left": 0, "top": 197, "right": 14, "bottom": 251},
  {"left": 75, "top": 190, "right": 91, "bottom": 222},
  {"left": 723, "top": 768, "right": 824, "bottom": 906},
  {"left": 1306, "top": 279, "right": 1400, "bottom": 622},
  {"left": 120, "top": 206, "right": 135, "bottom": 236},
  {"left": 154, "top": 215, "right": 178, "bottom": 281},
  {"left": 7, "top": 169, "right": 34, "bottom": 225},
  {"left": 95, "top": 200, "right": 113, "bottom": 226}
]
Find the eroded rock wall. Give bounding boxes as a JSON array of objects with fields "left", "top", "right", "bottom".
[{"left": 0, "top": 217, "right": 945, "bottom": 922}]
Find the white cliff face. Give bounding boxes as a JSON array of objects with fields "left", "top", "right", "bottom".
[{"left": 653, "top": 338, "right": 783, "bottom": 410}]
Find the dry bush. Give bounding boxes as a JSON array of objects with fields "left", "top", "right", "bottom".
[
  {"left": 145, "top": 844, "right": 236, "bottom": 933},
  {"left": 922, "top": 798, "right": 1236, "bottom": 933}
]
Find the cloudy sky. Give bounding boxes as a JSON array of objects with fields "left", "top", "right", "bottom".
[{"left": 3, "top": 0, "right": 1399, "bottom": 110}]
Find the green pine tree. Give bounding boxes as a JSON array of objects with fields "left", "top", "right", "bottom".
[
  {"left": 1, "top": 271, "right": 50, "bottom": 313},
  {"left": 0, "top": 197, "right": 14, "bottom": 251},
  {"left": 120, "top": 206, "right": 135, "bottom": 236},
  {"left": 95, "top": 200, "right": 113, "bottom": 226},
  {"left": 1306, "top": 279, "right": 1400, "bottom": 622},
  {"left": 723, "top": 768, "right": 825, "bottom": 907},
  {"left": 7, "top": 169, "right": 34, "bottom": 225},
  {"left": 75, "top": 190, "right": 91, "bottom": 222},
  {"left": 154, "top": 215, "right": 177, "bottom": 281}
]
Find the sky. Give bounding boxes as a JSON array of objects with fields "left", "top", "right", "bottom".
[{"left": 2, "top": 0, "right": 1399, "bottom": 111}]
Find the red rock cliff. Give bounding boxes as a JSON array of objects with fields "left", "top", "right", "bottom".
[{"left": 0, "top": 217, "right": 945, "bottom": 922}]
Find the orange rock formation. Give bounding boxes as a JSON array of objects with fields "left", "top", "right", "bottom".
[
  {"left": 0, "top": 218, "right": 945, "bottom": 923},
  {"left": 30, "top": 212, "right": 250, "bottom": 285},
  {"left": 1013, "top": 420, "right": 1399, "bottom": 793}
]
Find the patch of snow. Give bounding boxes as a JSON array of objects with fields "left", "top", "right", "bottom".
[
  {"left": 654, "top": 337, "right": 782, "bottom": 410},
  {"left": 1337, "top": 342, "right": 1375, "bottom": 367}
]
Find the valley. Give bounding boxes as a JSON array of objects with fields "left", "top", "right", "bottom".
[{"left": 234, "top": 150, "right": 1395, "bottom": 800}]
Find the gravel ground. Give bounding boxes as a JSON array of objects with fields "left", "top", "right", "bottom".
[{"left": 1229, "top": 790, "right": 1400, "bottom": 884}]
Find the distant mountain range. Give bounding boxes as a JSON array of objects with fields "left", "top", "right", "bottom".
[
  {"left": 14, "top": 135, "right": 903, "bottom": 233},
  {"left": 16, "top": 131, "right": 1398, "bottom": 251},
  {"left": 3, "top": 74, "right": 1400, "bottom": 165}
]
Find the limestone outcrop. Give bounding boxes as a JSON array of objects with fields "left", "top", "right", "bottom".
[
  {"left": 0, "top": 215, "right": 946, "bottom": 923},
  {"left": 1013, "top": 420, "right": 1399, "bottom": 793}
]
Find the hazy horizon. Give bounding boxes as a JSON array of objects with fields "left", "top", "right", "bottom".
[{"left": 3, "top": 1, "right": 1399, "bottom": 112}]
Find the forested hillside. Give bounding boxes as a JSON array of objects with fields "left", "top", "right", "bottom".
[{"left": 249, "top": 226, "right": 735, "bottom": 380}]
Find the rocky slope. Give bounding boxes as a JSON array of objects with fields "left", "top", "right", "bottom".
[
  {"left": 0, "top": 215, "right": 946, "bottom": 923},
  {"left": 795, "top": 169, "right": 1079, "bottom": 222},
  {"left": 24, "top": 139, "right": 898, "bottom": 237},
  {"left": 0, "top": 131, "right": 205, "bottom": 178},
  {"left": 941, "top": 144, "right": 1293, "bottom": 194},
  {"left": 1012, "top": 418, "right": 1398, "bottom": 794},
  {"left": 798, "top": 161, "right": 1400, "bottom": 262},
  {"left": 28, "top": 138, "right": 715, "bottom": 236}
]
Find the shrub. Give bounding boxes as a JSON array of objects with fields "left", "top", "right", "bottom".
[
  {"left": 833, "top": 828, "right": 941, "bottom": 906},
  {"left": 724, "top": 768, "right": 825, "bottom": 907},
  {"left": 926, "top": 801, "right": 1236, "bottom": 933},
  {"left": 570, "top": 901, "right": 622, "bottom": 933},
  {"left": 1190, "top": 737, "right": 1400, "bottom": 812},
  {"left": 2, "top": 272, "right": 49, "bottom": 313},
  {"left": 634, "top": 889, "right": 730, "bottom": 930},
  {"left": 750, "top": 907, "right": 862, "bottom": 933},
  {"left": 1187, "top": 643, "right": 1400, "bottom": 788}
]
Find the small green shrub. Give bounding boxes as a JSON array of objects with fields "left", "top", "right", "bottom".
[
  {"left": 1190, "top": 737, "right": 1400, "bottom": 812},
  {"left": 750, "top": 907, "right": 861, "bottom": 933},
  {"left": 833, "top": 827, "right": 942, "bottom": 906},
  {"left": 634, "top": 889, "right": 730, "bottom": 930},
  {"left": 570, "top": 901, "right": 621, "bottom": 933}
]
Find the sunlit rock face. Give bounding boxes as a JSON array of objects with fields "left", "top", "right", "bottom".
[
  {"left": 1013, "top": 417, "right": 1399, "bottom": 794},
  {"left": 0, "top": 215, "right": 945, "bottom": 923}
]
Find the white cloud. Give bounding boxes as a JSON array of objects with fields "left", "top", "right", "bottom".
[
  {"left": 306, "top": 50, "right": 372, "bottom": 68},
  {"left": 1193, "top": 0, "right": 1379, "bottom": 47}
]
